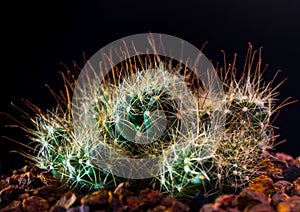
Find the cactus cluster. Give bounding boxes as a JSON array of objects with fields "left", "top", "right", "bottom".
[{"left": 6, "top": 39, "right": 292, "bottom": 201}]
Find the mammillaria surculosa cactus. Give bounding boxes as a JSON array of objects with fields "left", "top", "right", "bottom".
[{"left": 3, "top": 33, "right": 295, "bottom": 201}]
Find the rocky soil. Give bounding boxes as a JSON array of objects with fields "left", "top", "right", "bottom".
[{"left": 1, "top": 152, "right": 300, "bottom": 212}]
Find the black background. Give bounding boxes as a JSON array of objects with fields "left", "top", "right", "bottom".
[{"left": 1, "top": 0, "right": 299, "bottom": 174}]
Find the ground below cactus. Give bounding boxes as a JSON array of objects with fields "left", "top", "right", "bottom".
[{"left": 0, "top": 152, "right": 300, "bottom": 212}]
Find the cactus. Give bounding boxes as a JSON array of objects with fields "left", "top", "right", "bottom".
[
  {"left": 4, "top": 36, "right": 294, "bottom": 202},
  {"left": 201, "top": 44, "right": 293, "bottom": 197}
]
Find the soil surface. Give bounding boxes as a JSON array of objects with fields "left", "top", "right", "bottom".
[{"left": 1, "top": 152, "right": 300, "bottom": 212}]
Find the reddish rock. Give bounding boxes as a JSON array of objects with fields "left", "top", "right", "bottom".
[
  {"left": 0, "top": 186, "right": 21, "bottom": 206},
  {"left": 124, "top": 189, "right": 165, "bottom": 211},
  {"left": 138, "top": 189, "right": 162, "bottom": 208},
  {"left": 215, "top": 194, "right": 237, "bottom": 208},
  {"left": 125, "top": 196, "right": 139, "bottom": 212},
  {"left": 108, "top": 193, "right": 123, "bottom": 212},
  {"left": 277, "top": 195, "right": 300, "bottom": 212},
  {"left": 0, "top": 200, "right": 22, "bottom": 212},
  {"left": 152, "top": 205, "right": 167, "bottom": 212},
  {"left": 248, "top": 175, "right": 274, "bottom": 196},
  {"left": 237, "top": 188, "right": 269, "bottom": 211},
  {"left": 247, "top": 203, "right": 275, "bottom": 212},
  {"left": 18, "top": 193, "right": 30, "bottom": 201},
  {"left": 273, "top": 180, "right": 293, "bottom": 193},
  {"left": 22, "top": 196, "right": 49, "bottom": 212},
  {"left": 49, "top": 205, "right": 67, "bottom": 212},
  {"left": 199, "top": 204, "right": 217, "bottom": 212},
  {"left": 160, "top": 196, "right": 175, "bottom": 207},
  {"left": 159, "top": 195, "right": 189, "bottom": 212},
  {"left": 271, "top": 191, "right": 289, "bottom": 207},
  {"left": 257, "top": 159, "right": 284, "bottom": 179},
  {"left": 200, "top": 203, "right": 238, "bottom": 212},
  {"left": 275, "top": 153, "right": 295, "bottom": 167},
  {"left": 81, "top": 189, "right": 109, "bottom": 210},
  {"left": 170, "top": 200, "right": 190, "bottom": 212},
  {"left": 199, "top": 194, "right": 238, "bottom": 212},
  {"left": 54, "top": 191, "right": 78, "bottom": 209},
  {"left": 32, "top": 185, "right": 66, "bottom": 206},
  {"left": 291, "top": 177, "right": 300, "bottom": 196}
]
